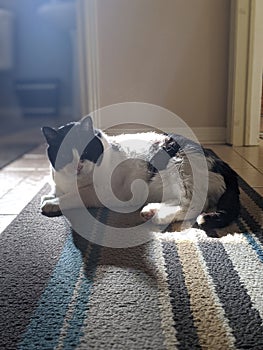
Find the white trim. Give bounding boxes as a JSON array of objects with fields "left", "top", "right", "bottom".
[
  {"left": 190, "top": 127, "right": 226, "bottom": 144},
  {"left": 227, "top": 0, "right": 250, "bottom": 146},
  {"left": 105, "top": 127, "right": 226, "bottom": 145},
  {"left": 244, "top": 0, "right": 263, "bottom": 145},
  {"left": 227, "top": 0, "right": 263, "bottom": 146},
  {"left": 76, "top": 0, "right": 89, "bottom": 117},
  {"left": 76, "top": 0, "right": 100, "bottom": 126}
]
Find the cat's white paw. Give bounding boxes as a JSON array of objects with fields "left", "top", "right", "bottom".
[
  {"left": 152, "top": 205, "right": 184, "bottom": 225},
  {"left": 140, "top": 203, "right": 161, "bottom": 221},
  {"left": 151, "top": 213, "right": 174, "bottom": 225},
  {"left": 41, "top": 194, "right": 56, "bottom": 205},
  {"left": 141, "top": 203, "right": 183, "bottom": 225},
  {"left": 41, "top": 198, "right": 61, "bottom": 217}
]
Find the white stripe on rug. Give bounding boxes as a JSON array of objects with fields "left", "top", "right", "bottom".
[{"left": 148, "top": 239, "right": 179, "bottom": 349}]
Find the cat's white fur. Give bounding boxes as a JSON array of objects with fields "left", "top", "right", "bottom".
[{"left": 41, "top": 129, "right": 226, "bottom": 226}]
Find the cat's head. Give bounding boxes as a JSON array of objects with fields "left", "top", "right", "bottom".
[{"left": 42, "top": 116, "right": 104, "bottom": 175}]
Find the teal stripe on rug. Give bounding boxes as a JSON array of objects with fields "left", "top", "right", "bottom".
[
  {"left": 243, "top": 233, "right": 263, "bottom": 263},
  {"left": 55, "top": 209, "right": 106, "bottom": 349},
  {"left": 58, "top": 244, "right": 100, "bottom": 349},
  {"left": 18, "top": 234, "right": 89, "bottom": 350}
]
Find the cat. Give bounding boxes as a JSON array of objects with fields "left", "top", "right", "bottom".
[{"left": 41, "top": 116, "right": 240, "bottom": 230}]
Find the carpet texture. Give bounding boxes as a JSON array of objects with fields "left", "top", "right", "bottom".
[
  {"left": 0, "top": 176, "right": 263, "bottom": 350},
  {"left": 0, "top": 143, "right": 38, "bottom": 169}
]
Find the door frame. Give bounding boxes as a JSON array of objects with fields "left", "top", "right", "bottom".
[
  {"left": 227, "top": 0, "right": 263, "bottom": 146},
  {"left": 76, "top": 0, "right": 101, "bottom": 126}
]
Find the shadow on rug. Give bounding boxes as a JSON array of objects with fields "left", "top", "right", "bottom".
[{"left": 0, "top": 175, "right": 263, "bottom": 349}]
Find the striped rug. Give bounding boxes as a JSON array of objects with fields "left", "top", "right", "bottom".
[{"left": 0, "top": 176, "right": 263, "bottom": 350}]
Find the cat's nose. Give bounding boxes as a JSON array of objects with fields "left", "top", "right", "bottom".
[{"left": 77, "top": 162, "right": 84, "bottom": 174}]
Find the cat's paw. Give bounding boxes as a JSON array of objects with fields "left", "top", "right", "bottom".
[
  {"left": 41, "top": 198, "right": 62, "bottom": 217},
  {"left": 41, "top": 194, "right": 56, "bottom": 205},
  {"left": 141, "top": 203, "right": 182, "bottom": 225},
  {"left": 140, "top": 203, "right": 161, "bottom": 221}
]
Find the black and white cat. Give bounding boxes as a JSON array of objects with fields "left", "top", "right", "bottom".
[{"left": 41, "top": 116, "right": 240, "bottom": 230}]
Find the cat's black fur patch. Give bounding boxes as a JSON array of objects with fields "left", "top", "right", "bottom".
[
  {"left": 147, "top": 135, "right": 240, "bottom": 229},
  {"left": 148, "top": 134, "right": 203, "bottom": 178},
  {"left": 42, "top": 122, "right": 104, "bottom": 170},
  {"left": 148, "top": 136, "right": 181, "bottom": 177},
  {"left": 206, "top": 153, "right": 240, "bottom": 229},
  {"left": 80, "top": 136, "right": 104, "bottom": 164}
]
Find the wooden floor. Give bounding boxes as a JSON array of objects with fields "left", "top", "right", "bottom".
[{"left": 0, "top": 128, "right": 262, "bottom": 234}]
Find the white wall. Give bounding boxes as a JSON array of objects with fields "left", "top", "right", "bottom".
[{"left": 80, "top": 0, "right": 230, "bottom": 142}]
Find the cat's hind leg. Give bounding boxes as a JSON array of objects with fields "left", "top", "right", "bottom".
[
  {"left": 140, "top": 203, "right": 162, "bottom": 221},
  {"left": 141, "top": 202, "right": 188, "bottom": 225}
]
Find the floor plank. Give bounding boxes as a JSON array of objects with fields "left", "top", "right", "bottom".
[{"left": 0, "top": 214, "right": 17, "bottom": 233}]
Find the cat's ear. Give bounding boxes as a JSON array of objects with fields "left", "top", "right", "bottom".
[
  {"left": 42, "top": 126, "right": 58, "bottom": 145},
  {"left": 80, "top": 116, "right": 94, "bottom": 132}
]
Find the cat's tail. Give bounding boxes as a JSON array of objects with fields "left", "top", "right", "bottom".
[{"left": 196, "top": 161, "right": 240, "bottom": 230}]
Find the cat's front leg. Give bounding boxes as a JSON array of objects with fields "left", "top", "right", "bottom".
[
  {"left": 40, "top": 182, "right": 58, "bottom": 207},
  {"left": 41, "top": 186, "right": 61, "bottom": 217},
  {"left": 41, "top": 187, "right": 102, "bottom": 217},
  {"left": 41, "top": 193, "right": 56, "bottom": 204}
]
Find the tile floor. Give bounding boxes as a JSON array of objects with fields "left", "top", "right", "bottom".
[
  {"left": 0, "top": 143, "right": 50, "bottom": 232},
  {"left": 0, "top": 128, "right": 262, "bottom": 234}
]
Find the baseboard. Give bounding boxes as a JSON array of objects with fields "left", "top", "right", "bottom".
[
  {"left": 106, "top": 127, "right": 226, "bottom": 144},
  {"left": 0, "top": 108, "right": 226, "bottom": 144},
  {"left": 190, "top": 127, "right": 226, "bottom": 144}
]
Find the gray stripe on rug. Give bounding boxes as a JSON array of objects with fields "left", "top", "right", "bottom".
[
  {"left": 198, "top": 239, "right": 263, "bottom": 349},
  {"left": 0, "top": 184, "right": 69, "bottom": 350},
  {"left": 76, "top": 242, "right": 167, "bottom": 350},
  {"left": 175, "top": 239, "right": 236, "bottom": 350},
  {"left": 162, "top": 241, "right": 201, "bottom": 350}
]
